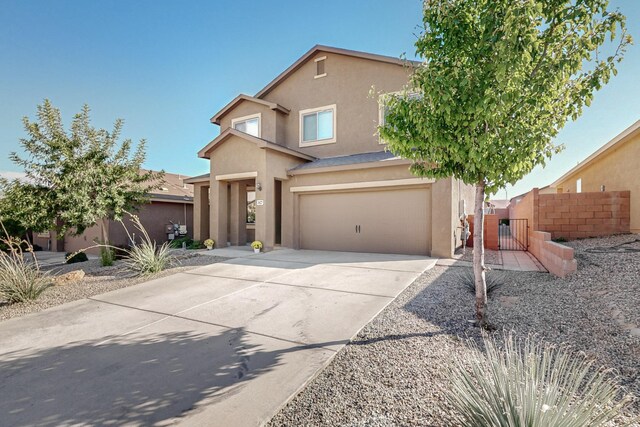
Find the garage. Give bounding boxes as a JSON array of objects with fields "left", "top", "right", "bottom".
[{"left": 299, "top": 186, "right": 431, "bottom": 255}]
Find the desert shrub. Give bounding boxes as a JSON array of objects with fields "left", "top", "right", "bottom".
[
  {"left": 0, "top": 253, "right": 51, "bottom": 303},
  {"left": 457, "top": 267, "right": 504, "bottom": 296},
  {"left": 100, "top": 247, "right": 115, "bottom": 267},
  {"left": 122, "top": 215, "right": 174, "bottom": 276},
  {"left": 65, "top": 252, "right": 88, "bottom": 264},
  {"left": 553, "top": 236, "right": 568, "bottom": 243},
  {"left": 446, "top": 332, "right": 631, "bottom": 427},
  {"left": 169, "top": 236, "right": 191, "bottom": 249},
  {"left": 187, "top": 240, "right": 204, "bottom": 250},
  {"left": 0, "top": 226, "right": 51, "bottom": 303}
]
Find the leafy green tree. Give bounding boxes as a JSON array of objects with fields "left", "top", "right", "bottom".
[
  {"left": 380, "top": 0, "right": 630, "bottom": 325},
  {"left": 0, "top": 100, "right": 163, "bottom": 245}
]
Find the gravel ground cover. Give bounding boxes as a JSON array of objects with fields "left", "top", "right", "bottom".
[
  {"left": 268, "top": 234, "right": 640, "bottom": 426},
  {"left": 0, "top": 252, "right": 229, "bottom": 322},
  {"left": 455, "top": 247, "right": 502, "bottom": 265}
]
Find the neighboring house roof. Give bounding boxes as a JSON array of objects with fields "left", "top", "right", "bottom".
[
  {"left": 210, "top": 94, "right": 290, "bottom": 125},
  {"left": 198, "top": 128, "right": 315, "bottom": 161},
  {"left": 551, "top": 119, "right": 640, "bottom": 187},
  {"left": 255, "top": 44, "right": 420, "bottom": 99},
  {"left": 288, "top": 151, "right": 410, "bottom": 175},
  {"left": 183, "top": 173, "right": 210, "bottom": 184},
  {"left": 148, "top": 171, "right": 194, "bottom": 203},
  {"left": 489, "top": 199, "right": 510, "bottom": 209}
]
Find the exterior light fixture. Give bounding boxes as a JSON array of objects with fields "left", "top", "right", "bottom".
[{"left": 257, "top": 183, "right": 262, "bottom": 191}]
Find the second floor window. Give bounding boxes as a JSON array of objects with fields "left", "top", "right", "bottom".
[
  {"left": 300, "top": 105, "right": 336, "bottom": 145},
  {"left": 232, "top": 113, "right": 261, "bottom": 137}
]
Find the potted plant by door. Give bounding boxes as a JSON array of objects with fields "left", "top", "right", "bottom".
[
  {"left": 251, "top": 240, "right": 263, "bottom": 254},
  {"left": 204, "top": 239, "right": 215, "bottom": 250}
]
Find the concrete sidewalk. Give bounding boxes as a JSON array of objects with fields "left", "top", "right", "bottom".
[
  {"left": 437, "top": 250, "right": 546, "bottom": 272},
  {"left": 0, "top": 249, "right": 436, "bottom": 427}
]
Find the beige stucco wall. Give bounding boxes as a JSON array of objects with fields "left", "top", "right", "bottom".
[
  {"left": 553, "top": 130, "right": 640, "bottom": 233},
  {"left": 218, "top": 102, "right": 280, "bottom": 142},
  {"left": 213, "top": 50, "right": 411, "bottom": 157},
  {"left": 263, "top": 52, "right": 411, "bottom": 157}
]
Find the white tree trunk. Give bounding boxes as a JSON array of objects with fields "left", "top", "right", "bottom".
[{"left": 473, "top": 181, "right": 488, "bottom": 326}]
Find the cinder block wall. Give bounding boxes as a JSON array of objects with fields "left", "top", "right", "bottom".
[
  {"left": 537, "top": 191, "right": 630, "bottom": 240},
  {"left": 467, "top": 214, "right": 499, "bottom": 250}
]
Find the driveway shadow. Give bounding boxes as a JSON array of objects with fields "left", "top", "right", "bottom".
[{"left": 0, "top": 328, "right": 334, "bottom": 426}]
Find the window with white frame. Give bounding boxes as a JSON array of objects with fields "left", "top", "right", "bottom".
[
  {"left": 314, "top": 56, "right": 327, "bottom": 79},
  {"left": 299, "top": 105, "right": 336, "bottom": 145},
  {"left": 232, "top": 113, "right": 261, "bottom": 137},
  {"left": 576, "top": 178, "right": 582, "bottom": 193}
]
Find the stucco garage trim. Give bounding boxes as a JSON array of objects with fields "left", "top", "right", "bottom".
[
  {"left": 290, "top": 177, "right": 434, "bottom": 193},
  {"left": 215, "top": 171, "right": 258, "bottom": 181}
]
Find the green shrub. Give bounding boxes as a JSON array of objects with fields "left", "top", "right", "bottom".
[
  {"left": 553, "top": 236, "right": 568, "bottom": 243},
  {"left": 187, "top": 240, "right": 204, "bottom": 250},
  {"left": 457, "top": 267, "right": 504, "bottom": 296},
  {"left": 100, "top": 247, "right": 115, "bottom": 267},
  {"left": 65, "top": 252, "right": 88, "bottom": 264},
  {"left": 446, "top": 332, "right": 631, "bottom": 427},
  {"left": 169, "top": 236, "right": 191, "bottom": 249}
]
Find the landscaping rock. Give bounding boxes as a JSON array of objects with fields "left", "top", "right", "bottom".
[{"left": 53, "top": 270, "right": 85, "bottom": 285}]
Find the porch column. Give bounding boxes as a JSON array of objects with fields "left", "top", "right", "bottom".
[
  {"left": 229, "top": 182, "right": 247, "bottom": 246},
  {"left": 210, "top": 180, "right": 228, "bottom": 248},
  {"left": 193, "top": 184, "right": 210, "bottom": 241},
  {"left": 254, "top": 176, "right": 276, "bottom": 250}
]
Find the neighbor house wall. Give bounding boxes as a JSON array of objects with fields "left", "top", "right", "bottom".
[
  {"left": 109, "top": 202, "right": 193, "bottom": 249},
  {"left": 553, "top": 130, "right": 640, "bottom": 233}
]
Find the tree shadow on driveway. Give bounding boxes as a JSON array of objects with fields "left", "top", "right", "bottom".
[{"left": 0, "top": 327, "right": 333, "bottom": 426}]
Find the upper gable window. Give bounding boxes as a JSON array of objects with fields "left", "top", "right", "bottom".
[
  {"left": 314, "top": 56, "right": 327, "bottom": 79},
  {"left": 232, "top": 113, "right": 261, "bottom": 137},
  {"left": 299, "top": 105, "right": 336, "bottom": 146}
]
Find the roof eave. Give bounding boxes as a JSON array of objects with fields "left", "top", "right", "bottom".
[
  {"left": 550, "top": 119, "right": 640, "bottom": 187},
  {"left": 210, "top": 94, "right": 290, "bottom": 125},
  {"left": 255, "top": 44, "right": 420, "bottom": 99}
]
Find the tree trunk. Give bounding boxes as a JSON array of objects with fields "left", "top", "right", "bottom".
[
  {"left": 473, "top": 180, "right": 488, "bottom": 327},
  {"left": 101, "top": 218, "right": 109, "bottom": 245}
]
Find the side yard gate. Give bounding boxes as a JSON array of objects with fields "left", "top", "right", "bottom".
[{"left": 498, "top": 219, "right": 528, "bottom": 251}]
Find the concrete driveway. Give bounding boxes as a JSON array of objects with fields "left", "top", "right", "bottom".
[{"left": 0, "top": 249, "right": 436, "bottom": 426}]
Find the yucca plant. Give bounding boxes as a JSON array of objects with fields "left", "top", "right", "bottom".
[
  {"left": 457, "top": 267, "right": 504, "bottom": 296},
  {"left": 120, "top": 214, "right": 174, "bottom": 276},
  {"left": 446, "top": 332, "right": 633, "bottom": 427},
  {"left": 0, "top": 222, "right": 51, "bottom": 303},
  {"left": 71, "top": 213, "right": 175, "bottom": 276}
]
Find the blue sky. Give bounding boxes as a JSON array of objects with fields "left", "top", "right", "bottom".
[{"left": 1, "top": 0, "right": 638, "bottom": 198}]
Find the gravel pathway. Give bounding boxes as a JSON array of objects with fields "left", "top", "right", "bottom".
[
  {"left": 0, "top": 252, "right": 229, "bottom": 322},
  {"left": 268, "top": 234, "right": 640, "bottom": 426}
]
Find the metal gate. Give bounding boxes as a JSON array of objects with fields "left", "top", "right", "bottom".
[{"left": 498, "top": 219, "right": 528, "bottom": 251}]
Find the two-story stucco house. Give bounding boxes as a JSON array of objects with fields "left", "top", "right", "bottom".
[{"left": 187, "top": 45, "right": 474, "bottom": 257}]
